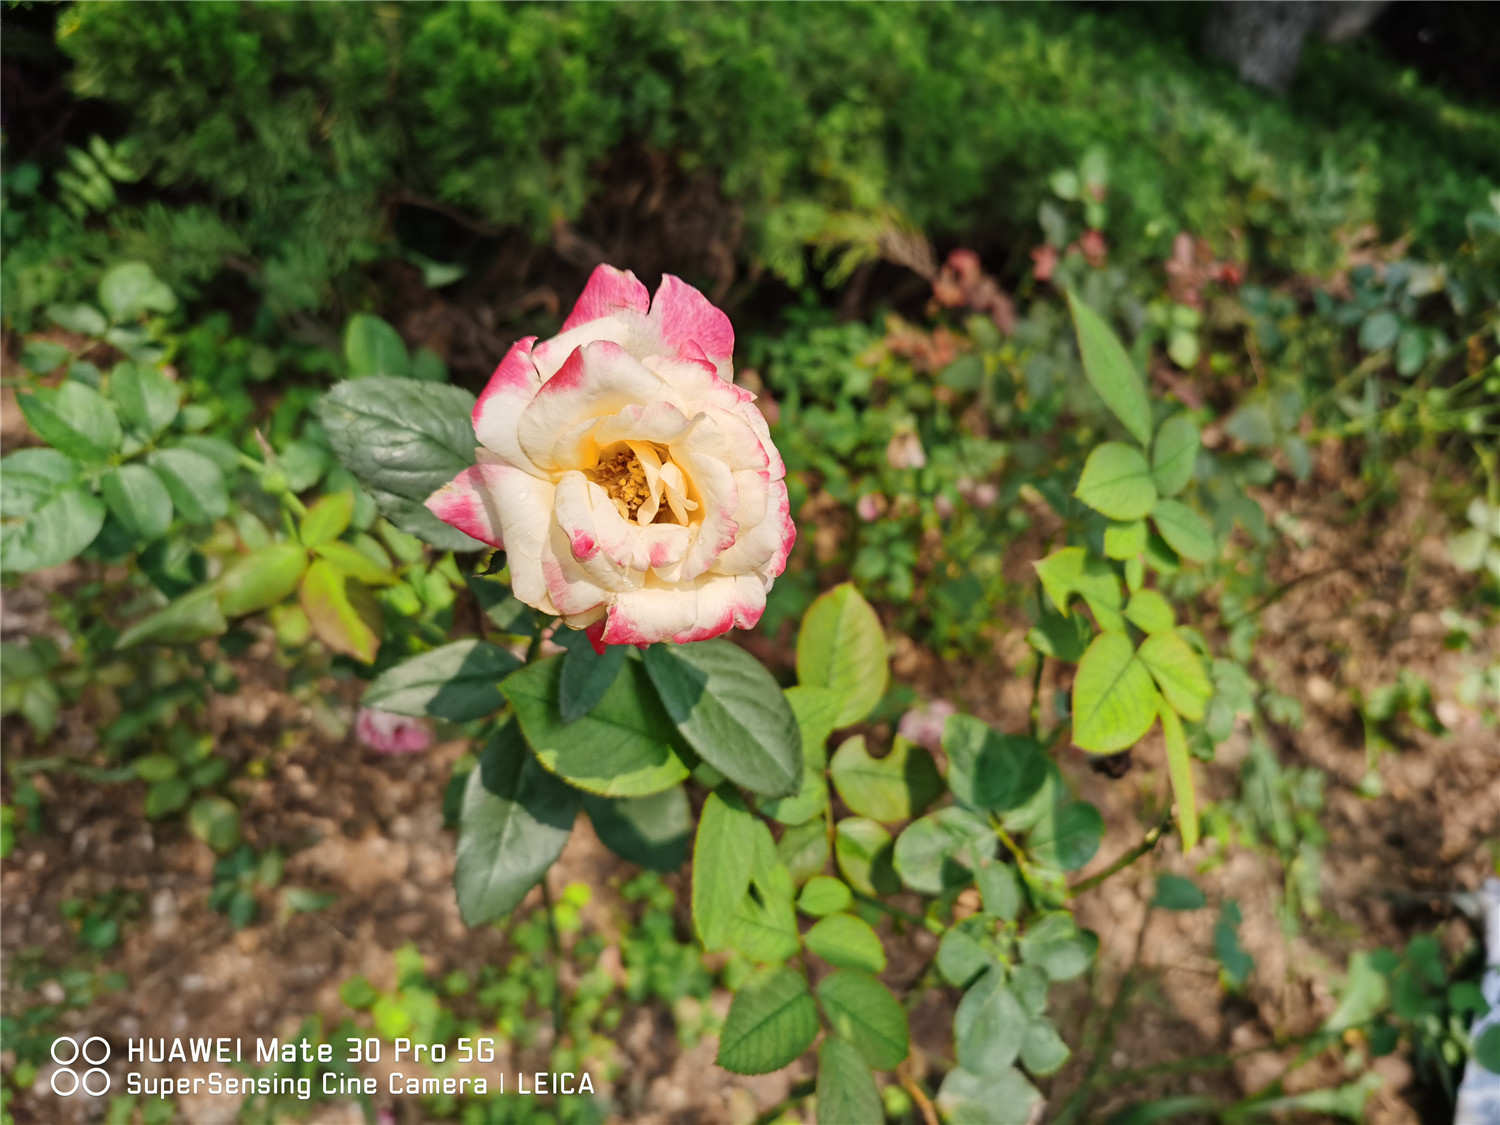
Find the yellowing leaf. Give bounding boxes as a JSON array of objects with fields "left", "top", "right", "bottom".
[{"left": 299, "top": 559, "right": 380, "bottom": 662}]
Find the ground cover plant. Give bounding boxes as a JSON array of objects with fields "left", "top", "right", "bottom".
[{"left": 3, "top": 4, "right": 1499, "bottom": 1125}]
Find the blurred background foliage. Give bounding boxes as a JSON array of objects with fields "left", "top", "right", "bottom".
[{"left": 3, "top": 1, "right": 1496, "bottom": 335}]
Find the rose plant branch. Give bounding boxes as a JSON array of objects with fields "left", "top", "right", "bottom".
[{"left": 302, "top": 269, "right": 1238, "bottom": 1122}]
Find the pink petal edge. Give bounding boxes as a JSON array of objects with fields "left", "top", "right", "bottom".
[
  {"left": 561, "top": 265, "right": 650, "bottom": 333},
  {"left": 650, "top": 274, "right": 734, "bottom": 364},
  {"left": 425, "top": 465, "right": 506, "bottom": 548}
]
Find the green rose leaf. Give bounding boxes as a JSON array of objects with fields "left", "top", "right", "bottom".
[
  {"left": 1103, "top": 519, "right": 1147, "bottom": 560},
  {"left": 502, "top": 655, "right": 690, "bottom": 797},
  {"left": 692, "top": 789, "right": 756, "bottom": 950},
  {"left": 110, "top": 362, "right": 181, "bottom": 443},
  {"left": 1471, "top": 1028, "right": 1500, "bottom": 1081},
  {"left": 454, "top": 722, "right": 580, "bottom": 927},
  {"left": 559, "top": 635, "right": 627, "bottom": 723},
  {"left": 363, "top": 639, "right": 520, "bottom": 721},
  {"left": 299, "top": 491, "right": 355, "bottom": 547},
  {"left": 796, "top": 875, "right": 853, "bottom": 917},
  {"left": 1033, "top": 546, "right": 1125, "bottom": 634},
  {"left": 835, "top": 817, "right": 899, "bottom": 897},
  {"left": 49, "top": 303, "right": 108, "bottom": 336},
  {"left": 942, "top": 715, "right": 1049, "bottom": 813},
  {"left": 976, "top": 862, "right": 1022, "bottom": 921},
  {"left": 1124, "top": 589, "right": 1176, "bottom": 634},
  {"left": 1138, "top": 629, "right": 1212, "bottom": 722},
  {"left": 1449, "top": 526, "right": 1488, "bottom": 572},
  {"left": 1159, "top": 702, "right": 1200, "bottom": 851},
  {"left": 1020, "top": 1018, "right": 1071, "bottom": 1076},
  {"left": 644, "top": 639, "right": 801, "bottom": 798},
  {"left": 716, "top": 967, "right": 819, "bottom": 1075},
  {"left": 937, "top": 1066, "right": 1042, "bottom": 1125},
  {"left": 19, "top": 381, "right": 122, "bottom": 464},
  {"left": 1358, "top": 309, "right": 1400, "bottom": 353},
  {"left": 1026, "top": 606, "right": 1093, "bottom": 662},
  {"left": 1152, "top": 498, "right": 1215, "bottom": 563},
  {"left": 1321, "top": 952, "right": 1390, "bottom": 1036},
  {"left": 759, "top": 685, "right": 837, "bottom": 826},
  {"left": 345, "top": 314, "right": 411, "bottom": 379},
  {"left": 187, "top": 796, "right": 241, "bottom": 854},
  {"left": 937, "top": 919, "right": 995, "bottom": 988},
  {"left": 816, "top": 1038, "right": 881, "bottom": 1125},
  {"left": 804, "top": 913, "right": 886, "bottom": 973},
  {"left": 1071, "top": 632, "right": 1159, "bottom": 752},
  {"left": 2, "top": 449, "right": 80, "bottom": 516},
  {"left": 1152, "top": 413, "right": 1200, "bottom": 496},
  {"left": 777, "top": 819, "right": 829, "bottom": 886},
  {"left": 148, "top": 448, "right": 229, "bottom": 525},
  {"left": 99, "top": 261, "right": 177, "bottom": 321},
  {"left": 299, "top": 559, "right": 381, "bottom": 663},
  {"left": 1395, "top": 327, "right": 1428, "bottom": 377},
  {"left": 817, "top": 969, "right": 909, "bottom": 1070},
  {"left": 317, "top": 376, "right": 479, "bottom": 551},
  {"left": 312, "top": 540, "right": 395, "bottom": 587},
  {"left": 100, "top": 463, "right": 173, "bottom": 541},
  {"left": 1067, "top": 292, "right": 1152, "bottom": 447},
  {"left": 1214, "top": 902, "right": 1254, "bottom": 988},
  {"left": 117, "top": 585, "right": 228, "bottom": 649},
  {"left": 829, "top": 734, "right": 943, "bottom": 823},
  {"left": 1152, "top": 873, "right": 1207, "bottom": 911},
  {"left": 725, "top": 820, "right": 800, "bottom": 964},
  {"left": 893, "top": 807, "right": 995, "bottom": 895},
  {"left": 216, "top": 543, "right": 309, "bottom": 617},
  {"left": 1019, "top": 913, "right": 1096, "bottom": 981},
  {"left": 1075, "top": 442, "right": 1157, "bottom": 521},
  {"left": 583, "top": 786, "right": 691, "bottom": 872},
  {"left": 0, "top": 450, "right": 103, "bottom": 572},
  {"left": 176, "top": 434, "right": 241, "bottom": 476},
  {"left": 1026, "top": 799, "right": 1103, "bottom": 872},
  {"left": 796, "top": 583, "right": 888, "bottom": 728},
  {"left": 145, "top": 778, "right": 192, "bottom": 819},
  {"left": 955, "top": 967, "right": 1025, "bottom": 1076},
  {"left": 21, "top": 340, "right": 70, "bottom": 375},
  {"left": 133, "top": 758, "right": 177, "bottom": 784}
]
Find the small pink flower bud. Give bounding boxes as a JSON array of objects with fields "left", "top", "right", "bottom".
[
  {"left": 356, "top": 707, "right": 433, "bottom": 754},
  {"left": 898, "top": 700, "right": 957, "bottom": 752},
  {"left": 1031, "top": 244, "right": 1058, "bottom": 283}
]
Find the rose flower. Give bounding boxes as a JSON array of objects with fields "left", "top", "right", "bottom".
[{"left": 427, "top": 265, "right": 794, "bottom": 649}]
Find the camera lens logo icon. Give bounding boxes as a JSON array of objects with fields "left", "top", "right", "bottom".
[{"left": 49, "top": 1036, "right": 111, "bottom": 1096}]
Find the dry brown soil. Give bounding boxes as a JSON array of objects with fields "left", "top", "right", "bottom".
[{"left": 3, "top": 446, "right": 1497, "bottom": 1125}]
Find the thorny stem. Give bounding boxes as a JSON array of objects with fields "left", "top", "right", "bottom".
[
  {"left": 1028, "top": 582, "right": 1047, "bottom": 740},
  {"left": 539, "top": 876, "right": 566, "bottom": 1044},
  {"left": 1028, "top": 654, "right": 1046, "bottom": 740},
  {"left": 992, "top": 822, "right": 1030, "bottom": 874},
  {"left": 1094, "top": 1022, "right": 1370, "bottom": 1088},
  {"left": 852, "top": 891, "right": 933, "bottom": 931},
  {"left": 1067, "top": 808, "right": 1173, "bottom": 898},
  {"left": 1218, "top": 566, "right": 1343, "bottom": 630},
  {"left": 244, "top": 436, "right": 308, "bottom": 518},
  {"left": 1050, "top": 899, "right": 1155, "bottom": 1125},
  {"left": 899, "top": 1065, "right": 940, "bottom": 1125},
  {"left": 470, "top": 588, "right": 490, "bottom": 642}
]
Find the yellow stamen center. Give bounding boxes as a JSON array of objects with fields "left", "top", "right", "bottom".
[
  {"left": 588, "top": 447, "right": 652, "bottom": 521},
  {"left": 586, "top": 443, "right": 700, "bottom": 526}
]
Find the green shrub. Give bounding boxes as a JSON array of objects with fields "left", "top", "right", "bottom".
[{"left": 37, "top": 2, "right": 1496, "bottom": 326}]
